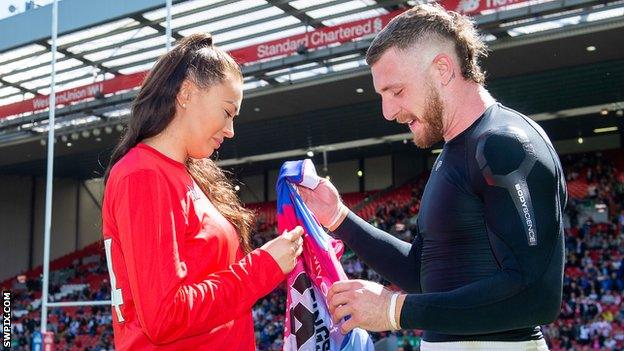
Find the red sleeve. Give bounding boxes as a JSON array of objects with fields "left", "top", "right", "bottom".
[{"left": 112, "top": 169, "right": 285, "bottom": 345}]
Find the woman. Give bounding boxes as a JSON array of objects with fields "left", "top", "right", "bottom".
[{"left": 102, "top": 33, "right": 303, "bottom": 350}]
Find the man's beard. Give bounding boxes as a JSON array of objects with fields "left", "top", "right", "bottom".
[{"left": 411, "top": 86, "right": 444, "bottom": 149}]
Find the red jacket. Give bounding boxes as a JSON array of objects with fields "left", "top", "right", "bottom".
[{"left": 102, "top": 143, "right": 284, "bottom": 350}]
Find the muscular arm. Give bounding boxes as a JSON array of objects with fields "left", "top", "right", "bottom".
[
  {"left": 333, "top": 211, "right": 423, "bottom": 293},
  {"left": 399, "top": 127, "right": 565, "bottom": 334}
]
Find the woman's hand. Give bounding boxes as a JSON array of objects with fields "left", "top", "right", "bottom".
[{"left": 261, "top": 226, "right": 304, "bottom": 274}]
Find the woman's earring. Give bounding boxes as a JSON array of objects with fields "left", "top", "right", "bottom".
[{"left": 182, "top": 103, "right": 187, "bottom": 108}]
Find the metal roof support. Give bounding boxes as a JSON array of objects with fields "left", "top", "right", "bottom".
[{"left": 266, "top": 0, "right": 325, "bottom": 29}]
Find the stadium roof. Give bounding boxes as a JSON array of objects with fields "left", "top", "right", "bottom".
[
  {"left": 0, "top": 0, "right": 396, "bottom": 106},
  {"left": 1, "top": 0, "right": 622, "bottom": 114},
  {"left": 0, "top": 0, "right": 623, "bottom": 178}
]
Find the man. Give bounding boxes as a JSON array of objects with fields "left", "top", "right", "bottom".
[{"left": 297, "top": 3, "right": 566, "bottom": 350}]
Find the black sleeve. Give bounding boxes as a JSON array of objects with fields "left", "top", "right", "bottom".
[
  {"left": 333, "top": 211, "right": 423, "bottom": 293},
  {"left": 400, "top": 127, "right": 565, "bottom": 334}
]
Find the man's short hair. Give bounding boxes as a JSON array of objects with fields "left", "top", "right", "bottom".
[{"left": 366, "top": 3, "right": 488, "bottom": 84}]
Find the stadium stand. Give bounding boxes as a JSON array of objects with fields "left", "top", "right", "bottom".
[{"left": 3, "top": 150, "right": 623, "bottom": 350}]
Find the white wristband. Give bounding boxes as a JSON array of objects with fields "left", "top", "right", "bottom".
[{"left": 388, "top": 293, "right": 399, "bottom": 330}]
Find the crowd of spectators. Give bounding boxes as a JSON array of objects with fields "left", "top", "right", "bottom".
[{"left": 3, "top": 151, "right": 623, "bottom": 350}]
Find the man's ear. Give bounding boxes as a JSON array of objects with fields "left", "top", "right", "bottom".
[{"left": 432, "top": 53, "right": 455, "bottom": 87}]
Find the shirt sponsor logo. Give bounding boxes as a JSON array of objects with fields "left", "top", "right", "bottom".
[
  {"left": 515, "top": 183, "right": 537, "bottom": 245},
  {"left": 289, "top": 273, "right": 330, "bottom": 350}
]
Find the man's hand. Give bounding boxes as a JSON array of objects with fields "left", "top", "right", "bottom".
[
  {"left": 297, "top": 178, "right": 348, "bottom": 230},
  {"left": 328, "top": 279, "right": 404, "bottom": 333}
]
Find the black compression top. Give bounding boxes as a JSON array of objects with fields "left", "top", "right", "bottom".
[{"left": 333, "top": 103, "right": 567, "bottom": 342}]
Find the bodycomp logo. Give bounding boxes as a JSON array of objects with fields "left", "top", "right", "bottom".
[{"left": 515, "top": 183, "right": 537, "bottom": 246}]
